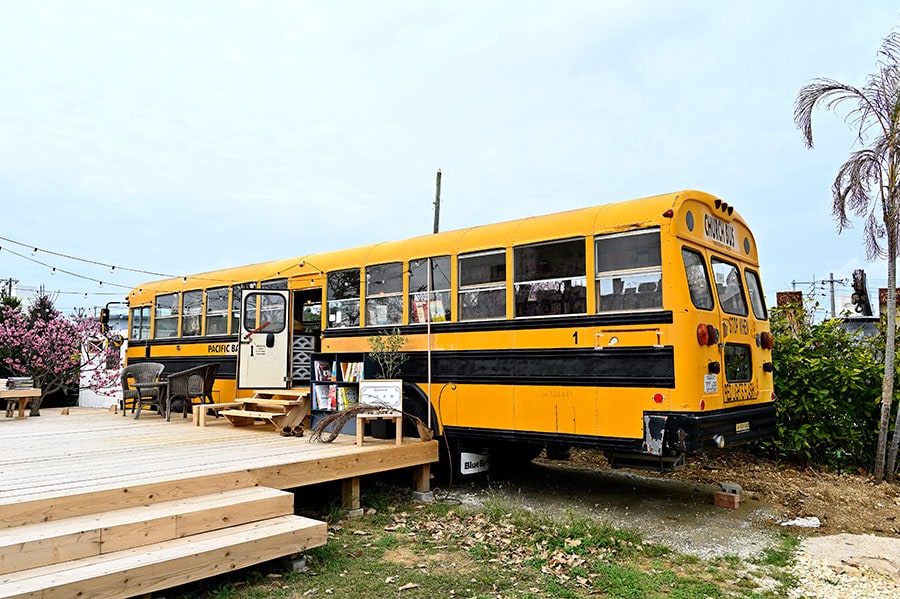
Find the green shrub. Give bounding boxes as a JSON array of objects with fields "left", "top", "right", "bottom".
[{"left": 753, "top": 303, "right": 885, "bottom": 470}]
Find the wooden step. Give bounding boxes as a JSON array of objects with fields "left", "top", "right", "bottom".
[
  {"left": 0, "top": 487, "right": 294, "bottom": 575},
  {"left": 0, "top": 514, "right": 327, "bottom": 599},
  {"left": 252, "top": 390, "right": 308, "bottom": 399},
  {"left": 219, "top": 409, "right": 290, "bottom": 430}
]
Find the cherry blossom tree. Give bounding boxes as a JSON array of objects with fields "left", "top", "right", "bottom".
[{"left": 0, "top": 295, "right": 119, "bottom": 415}]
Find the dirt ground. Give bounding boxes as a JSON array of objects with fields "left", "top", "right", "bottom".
[{"left": 598, "top": 449, "right": 900, "bottom": 536}]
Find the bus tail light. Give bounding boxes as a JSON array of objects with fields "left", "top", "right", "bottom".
[
  {"left": 653, "top": 393, "right": 665, "bottom": 404},
  {"left": 697, "top": 323, "right": 719, "bottom": 346},
  {"left": 759, "top": 331, "right": 775, "bottom": 350}
]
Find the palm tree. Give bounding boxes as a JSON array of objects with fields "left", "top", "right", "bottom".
[{"left": 793, "top": 29, "right": 900, "bottom": 483}]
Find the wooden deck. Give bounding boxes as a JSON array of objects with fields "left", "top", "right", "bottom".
[{"left": 0, "top": 407, "right": 438, "bottom": 598}]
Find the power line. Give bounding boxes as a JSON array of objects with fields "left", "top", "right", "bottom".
[{"left": 0, "top": 235, "right": 174, "bottom": 278}]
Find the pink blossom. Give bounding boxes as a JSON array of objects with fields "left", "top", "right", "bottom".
[{"left": 0, "top": 298, "right": 120, "bottom": 414}]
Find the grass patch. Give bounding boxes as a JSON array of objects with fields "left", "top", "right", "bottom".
[{"left": 167, "top": 485, "right": 799, "bottom": 598}]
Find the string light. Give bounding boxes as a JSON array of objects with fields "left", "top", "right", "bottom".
[
  {"left": 0, "top": 235, "right": 174, "bottom": 278},
  {"left": 0, "top": 245, "right": 132, "bottom": 289}
]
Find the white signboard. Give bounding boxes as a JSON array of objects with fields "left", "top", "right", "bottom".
[
  {"left": 460, "top": 451, "right": 490, "bottom": 475},
  {"left": 358, "top": 379, "right": 403, "bottom": 412}
]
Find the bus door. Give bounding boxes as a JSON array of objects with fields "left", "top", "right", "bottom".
[
  {"left": 290, "top": 288, "right": 323, "bottom": 385},
  {"left": 710, "top": 257, "right": 757, "bottom": 405},
  {"left": 238, "top": 290, "right": 290, "bottom": 389}
]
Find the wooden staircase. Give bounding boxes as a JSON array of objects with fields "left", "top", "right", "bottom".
[{"left": 0, "top": 486, "right": 327, "bottom": 598}]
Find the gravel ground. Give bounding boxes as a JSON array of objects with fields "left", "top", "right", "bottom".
[{"left": 790, "top": 533, "right": 900, "bottom": 598}]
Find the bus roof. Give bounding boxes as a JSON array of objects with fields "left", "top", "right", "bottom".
[{"left": 127, "top": 189, "right": 755, "bottom": 305}]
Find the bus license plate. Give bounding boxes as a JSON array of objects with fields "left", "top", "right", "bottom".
[{"left": 735, "top": 421, "right": 750, "bottom": 433}]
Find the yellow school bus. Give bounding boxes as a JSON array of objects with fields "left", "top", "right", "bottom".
[{"left": 125, "top": 190, "right": 775, "bottom": 473}]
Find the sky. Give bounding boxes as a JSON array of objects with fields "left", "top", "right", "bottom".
[{"left": 1, "top": 1, "right": 899, "bottom": 318}]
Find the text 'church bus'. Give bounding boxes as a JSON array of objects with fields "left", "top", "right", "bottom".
[{"left": 124, "top": 189, "right": 775, "bottom": 474}]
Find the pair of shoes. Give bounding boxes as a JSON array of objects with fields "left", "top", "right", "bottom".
[{"left": 280, "top": 425, "right": 305, "bottom": 437}]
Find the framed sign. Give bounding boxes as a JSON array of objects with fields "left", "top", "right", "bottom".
[{"left": 358, "top": 379, "right": 403, "bottom": 412}]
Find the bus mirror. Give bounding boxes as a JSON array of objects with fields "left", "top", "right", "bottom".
[{"left": 99, "top": 308, "right": 110, "bottom": 324}]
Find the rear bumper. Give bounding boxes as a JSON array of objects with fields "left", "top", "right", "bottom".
[{"left": 643, "top": 403, "right": 776, "bottom": 455}]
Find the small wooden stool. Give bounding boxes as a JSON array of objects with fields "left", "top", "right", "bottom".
[{"left": 355, "top": 413, "right": 403, "bottom": 446}]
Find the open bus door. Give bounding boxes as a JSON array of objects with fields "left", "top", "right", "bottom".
[{"left": 238, "top": 290, "right": 290, "bottom": 390}]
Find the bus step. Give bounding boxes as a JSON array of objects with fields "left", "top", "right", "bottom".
[{"left": 607, "top": 452, "right": 685, "bottom": 474}]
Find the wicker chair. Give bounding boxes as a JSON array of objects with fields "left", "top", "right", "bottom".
[
  {"left": 120, "top": 362, "right": 165, "bottom": 417},
  {"left": 165, "top": 365, "right": 206, "bottom": 420},
  {"left": 201, "top": 363, "right": 221, "bottom": 405}
]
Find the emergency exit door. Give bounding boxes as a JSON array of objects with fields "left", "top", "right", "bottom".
[{"left": 237, "top": 290, "right": 290, "bottom": 389}]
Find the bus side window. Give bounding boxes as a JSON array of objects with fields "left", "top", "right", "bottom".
[
  {"left": 595, "top": 229, "right": 662, "bottom": 313},
  {"left": 682, "top": 248, "right": 714, "bottom": 310},
  {"left": 711, "top": 258, "right": 748, "bottom": 316},
  {"left": 326, "top": 268, "right": 361, "bottom": 328}
]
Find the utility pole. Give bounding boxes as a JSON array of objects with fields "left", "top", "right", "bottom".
[
  {"left": 432, "top": 169, "right": 442, "bottom": 234},
  {"left": 791, "top": 273, "right": 845, "bottom": 317},
  {"left": 2, "top": 278, "right": 18, "bottom": 297},
  {"left": 828, "top": 272, "right": 836, "bottom": 318}
]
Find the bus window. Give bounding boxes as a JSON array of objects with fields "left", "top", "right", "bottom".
[
  {"left": 130, "top": 306, "right": 151, "bottom": 340},
  {"left": 366, "top": 263, "right": 403, "bottom": 326},
  {"left": 154, "top": 293, "right": 179, "bottom": 338},
  {"left": 595, "top": 230, "right": 661, "bottom": 312},
  {"left": 261, "top": 278, "right": 287, "bottom": 289},
  {"left": 241, "top": 292, "right": 286, "bottom": 334},
  {"left": 231, "top": 283, "right": 255, "bottom": 335},
  {"left": 514, "top": 238, "right": 586, "bottom": 317},
  {"left": 459, "top": 250, "right": 506, "bottom": 320},
  {"left": 711, "top": 258, "right": 748, "bottom": 316},
  {"left": 724, "top": 344, "right": 752, "bottom": 382},
  {"left": 327, "top": 268, "right": 361, "bottom": 328},
  {"left": 682, "top": 248, "right": 714, "bottom": 310},
  {"left": 744, "top": 269, "right": 768, "bottom": 320},
  {"left": 409, "top": 256, "right": 451, "bottom": 323},
  {"left": 295, "top": 289, "right": 322, "bottom": 333},
  {"left": 182, "top": 290, "right": 202, "bottom": 337},
  {"left": 205, "top": 287, "right": 229, "bottom": 335}
]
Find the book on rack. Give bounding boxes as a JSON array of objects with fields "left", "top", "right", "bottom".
[
  {"left": 314, "top": 361, "right": 332, "bottom": 381},
  {"left": 336, "top": 386, "right": 359, "bottom": 410},
  {"left": 340, "top": 361, "right": 364, "bottom": 382},
  {"left": 327, "top": 384, "right": 337, "bottom": 410},
  {"left": 313, "top": 384, "right": 331, "bottom": 410}
]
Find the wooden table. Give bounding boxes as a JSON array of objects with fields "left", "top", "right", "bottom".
[{"left": 1, "top": 388, "right": 41, "bottom": 419}]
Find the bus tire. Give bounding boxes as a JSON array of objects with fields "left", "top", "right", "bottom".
[
  {"left": 545, "top": 443, "right": 571, "bottom": 460},
  {"left": 488, "top": 441, "right": 545, "bottom": 476}
]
